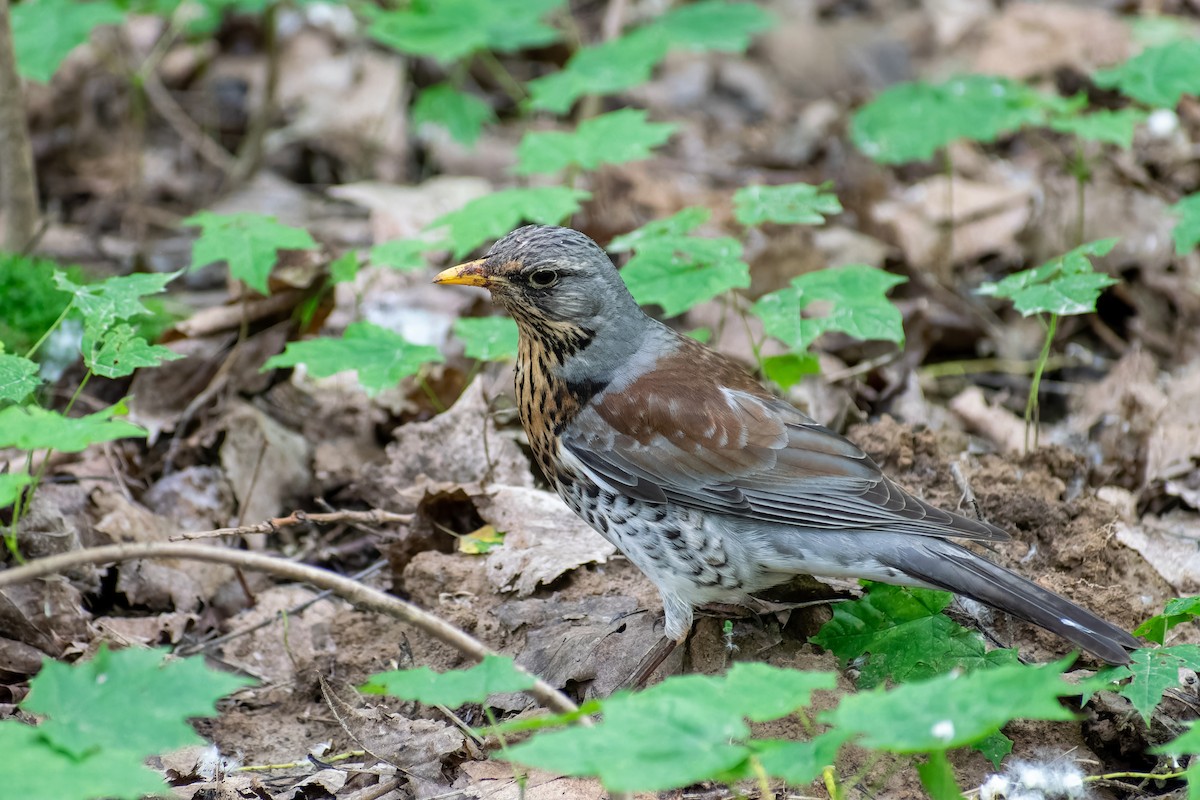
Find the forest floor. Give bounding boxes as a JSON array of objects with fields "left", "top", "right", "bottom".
[{"left": 4, "top": 0, "right": 1200, "bottom": 798}]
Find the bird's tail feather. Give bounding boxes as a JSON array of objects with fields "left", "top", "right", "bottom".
[{"left": 887, "top": 542, "right": 1139, "bottom": 665}]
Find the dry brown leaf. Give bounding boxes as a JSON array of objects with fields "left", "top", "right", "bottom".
[
  {"left": 1115, "top": 512, "right": 1200, "bottom": 594},
  {"left": 481, "top": 486, "right": 616, "bottom": 597},
  {"left": 329, "top": 176, "right": 491, "bottom": 244},
  {"left": 219, "top": 401, "right": 314, "bottom": 529},
  {"left": 460, "top": 760, "right": 616, "bottom": 800},
  {"left": 970, "top": 2, "right": 1130, "bottom": 79}
]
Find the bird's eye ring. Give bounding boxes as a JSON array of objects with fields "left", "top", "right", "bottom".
[{"left": 529, "top": 269, "right": 559, "bottom": 288}]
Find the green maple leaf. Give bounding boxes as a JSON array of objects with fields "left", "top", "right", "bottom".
[
  {"left": 412, "top": 84, "right": 496, "bottom": 146},
  {"left": 453, "top": 316, "right": 519, "bottom": 362},
  {"left": 361, "top": 655, "right": 535, "bottom": 706},
  {"left": 1133, "top": 596, "right": 1200, "bottom": 645},
  {"left": 621, "top": 236, "right": 750, "bottom": 317},
  {"left": 654, "top": 0, "right": 774, "bottom": 52},
  {"left": 263, "top": 322, "right": 443, "bottom": 395},
  {"left": 822, "top": 658, "right": 1078, "bottom": 753},
  {"left": 428, "top": 187, "right": 590, "bottom": 259},
  {"left": 528, "top": 28, "right": 669, "bottom": 113},
  {"left": 609, "top": 207, "right": 711, "bottom": 253},
  {"left": 733, "top": 182, "right": 843, "bottom": 226},
  {"left": 53, "top": 270, "right": 180, "bottom": 332},
  {"left": 23, "top": 646, "right": 253, "bottom": 760},
  {"left": 751, "top": 264, "right": 907, "bottom": 352},
  {"left": 366, "top": 0, "right": 564, "bottom": 63},
  {"left": 0, "top": 721, "right": 167, "bottom": 800},
  {"left": 852, "top": 75, "right": 1062, "bottom": 164},
  {"left": 1094, "top": 39, "right": 1200, "bottom": 108},
  {"left": 0, "top": 471, "right": 32, "bottom": 509},
  {"left": 1170, "top": 193, "right": 1200, "bottom": 255},
  {"left": 515, "top": 109, "right": 676, "bottom": 175},
  {"left": 810, "top": 583, "right": 1018, "bottom": 689},
  {"left": 500, "top": 664, "right": 834, "bottom": 792},
  {"left": 0, "top": 354, "right": 41, "bottom": 402},
  {"left": 1047, "top": 108, "right": 1148, "bottom": 149},
  {"left": 1107, "top": 645, "right": 1200, "bottom": 723},
  {"left": 184, "top": 212, "right": 317, "bottom": 294},
  {"left": 0, "top": 401, "right": 146, "bottom": 452},
  {"left": 977, "top": 239, "right": 1119, "bottom": 316},
  {"left": 82, "top": 324, "right": 185, "bottom": 379},
  {"left": 12, "top": 0, "right": 126, "bottom": 82}
]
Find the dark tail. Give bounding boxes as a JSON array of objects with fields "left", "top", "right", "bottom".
[{"left": 886, "top": 541, "right": 1140, "bottom": 664}]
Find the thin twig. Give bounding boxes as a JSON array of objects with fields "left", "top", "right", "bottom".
[
  {"left": 0, "top": 541, "right": 580, "bottom": 716},
  {"left": 172, "top": 509, "right": 414, "bottom": 541}
]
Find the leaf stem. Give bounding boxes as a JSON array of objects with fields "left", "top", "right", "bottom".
[
  {"left": 24, "top": 300, "right": 74, "bottom": 360},
  {"left": 749, "top": 755, "right": 774, "bottom": 800},
  {"left": 475, "top": 50, "right": 526, "bottom": 105},
  {"left": 1024, "top": 313, "right": 1058, "bottom": 452}
]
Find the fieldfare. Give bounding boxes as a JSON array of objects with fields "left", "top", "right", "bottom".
[{"left": 435, "top": 225, "right": 1138, "bottom": 670}]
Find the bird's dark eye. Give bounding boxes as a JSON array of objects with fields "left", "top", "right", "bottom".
[{"left": 529, "top": 269, "right": 559, "bottom": 288}]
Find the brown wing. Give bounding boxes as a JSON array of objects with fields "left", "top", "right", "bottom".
[{"left": 561, "top": 337, "right": 1008, "bottom": 542}]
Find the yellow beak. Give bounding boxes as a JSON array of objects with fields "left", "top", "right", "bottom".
[{"left": 433, "top": 259, "right": 489, "bottom": 287}]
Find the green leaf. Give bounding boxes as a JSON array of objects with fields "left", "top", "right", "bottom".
[
  {"left": 654, "top": 0, "right": 774, "bottom": 52},
  {"left": 370, "top": 236, "right": 446, "bottom": 271},
  {"left": 1047, "top": 108, "right": 1148, "bottom": 149},
  {"left": 0, "top": 354, "right": 41, "bottom": 402},
  {"left": 973, "top": 731, "right": 1013, "bottom": 768},
  {"left": 1114, "top": 645, "right": 1200, "bottom": 723},
  {"left": 1134, "top": 596, "right": 1200, "bottom": 645},
  {"left": 262, "top": 322, "right": 443, "bottom": 396},
  {"left": 360, "top": 655, "right": 535, "bottom": 706},
  {"left": 1094, "top": 39, "right": 1200, "bottom": 108},
  {"left": 1131, "top": 15, "right": 1198, "bottom": 48},
  {"left": 329, "top": 251, "right": 361, "bottom": 284},
  {"left": 184, "top": 212, "right": 317, "bottom": 295},
  {"left": 0, "top": 721, "right": 167, "bottom": 800},
  {"left": 23, "top": 646, "right": 253, "bottom": 760},
  {"left": 851, "top": 75, "right": 1060, "bottom": 164},
  {"left": 428, "top": 187, "right": 590, "bottom": 259},
  {"left": 0, "top": 401, "right": 146, "bottom": 452},
  {"left": 821, "top": 658, "right": 1078, "bottom": 753},
  {"left": 1170, "top": 193, "right": 1200, "bottom": 255},
  {"left": 977, "top": 239, "right": 1119, "bottom": 316},
  {"left": 53, "top": 270, "right": 179, "bottom": 332},
  {"left": 810, "top": 583, "right": 1018, "bottom": 688},
  {"left": 82, "top": 324, "right": 185, "bottom": 379},
  {"left": 527, "top": 28, "right": 669, "bottom": 114},
  {"left": 734, "top": 182, "right": 842, "bottom": 227},
  {"left": 751, "top": 265, "right": 907, "bottom": 353},
  {"left": 1153, "top": 721, "right": 1200, "bottom": 755},
  {"left": 453, "top": 317, "right": 519, "bottom": 362},
  {"left": 609, "top": 207, "right": 711, "bottom": 253},
  {"left": 621, "top": 236, "right": 750, "bottom": 317},
  {"left": 751, "top": 729, "right": 850, "bottom": 785},
  {"left": 917, "top": 750, "right": 966, "bottom": 800},
  {"left": 366, "top": 0, "right": 564, "bottom": 63},
  {"left": 762, "top": 352, "right": 819, "bottom": 389},
  {"left": 501, "top": 666, "right": 835, "bottom": 792},
  {"left": 0, "top": 471, "right": 32, "bottom": 509},
  {"left": 515, "top": 109, "right": 676, "bottom": 175},
  {"left": 412, "top": 84, "right": 495, "bottom": 146},
  {"left": 11, "top": 0, "right": 126, "bottom": 83}
]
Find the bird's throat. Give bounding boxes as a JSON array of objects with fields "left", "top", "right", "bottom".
[{"left": 513, "top": 320, "right": 596, "bottom": 488}]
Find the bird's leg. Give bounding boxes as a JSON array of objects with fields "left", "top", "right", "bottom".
[{"left": 621, "top": 632, "right": 687, "bottom": 690}]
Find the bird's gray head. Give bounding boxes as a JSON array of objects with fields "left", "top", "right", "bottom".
[{"left": 433, "top": 226, "right": 652, "bottom": 367}]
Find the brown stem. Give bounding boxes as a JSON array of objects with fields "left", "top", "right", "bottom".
[
  {"left": 0, "top": 540, "right": 580, "bottom": 716},
  {"left": 0, "top": 0, "right": 40, "bottom": 251}
]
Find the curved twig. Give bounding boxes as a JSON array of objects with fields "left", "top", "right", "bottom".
[{"left": 0, "top": 542, "right": 579, "bottom": 716}]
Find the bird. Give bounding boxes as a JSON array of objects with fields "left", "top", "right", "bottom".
[{"left": 433, "top": 224, "right": 1139, "bottom": 672}]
